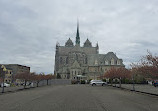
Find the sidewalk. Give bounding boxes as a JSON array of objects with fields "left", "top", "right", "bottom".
[
  {"left": 0, "top": 79, "right": 71, "bottom": 94},
  {"left": 0, "top": 85, "right": 36, "bottom": 94},
  {"left": 112, "top": 84, "right": 158, "bottom": 95}
]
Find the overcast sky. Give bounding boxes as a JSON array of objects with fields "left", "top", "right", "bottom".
[{"left": 0, "top": 0, "right": 158, "bottom": 74}]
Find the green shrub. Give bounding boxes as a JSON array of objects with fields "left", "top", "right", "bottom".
[
  {"left": 109, "top": 79, "right": 112, "bottom": 84},
  {"left": 125, "top": 79, "right": 130, "bottom": 84},
  {"left": 71, "top": 80, "right": 78, "bottom": 84},
  {"left": 102, "top": 79, "right": 106, "bottom": 82},
  {"left": 80, "top": 80, "right": 85, "bottom": 84},
  {"left": 87, "top": 79, "right": 92, "bottom": 84},
  {"left": 114, "top": 79, "right": 119, "bottom": 84},
  {"left": 10, "top": 83, "right": 16, "bottom": 87}
]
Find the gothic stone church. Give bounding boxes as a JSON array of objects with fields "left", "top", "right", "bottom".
[{"left": 54, "top": 24, "right": 125, "bottom": 80}]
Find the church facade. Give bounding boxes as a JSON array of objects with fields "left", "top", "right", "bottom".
[{"left": 54, "top": 23, "right": 125, "bottom": 80}]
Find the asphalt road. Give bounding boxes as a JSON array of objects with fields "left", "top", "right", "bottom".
[{"left": 0, "top": 85, "right": 158, "bottom": 111}]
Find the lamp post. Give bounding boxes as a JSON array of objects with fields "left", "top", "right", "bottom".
[
  {"left": 132, "top": 73, "right": 135, "bottom": 91},
  {"left": 119, "top": 77, "right": 122, "bottom": 88},
  {"left": 0, "top": 67, "right": 4, "bottom": 93}
]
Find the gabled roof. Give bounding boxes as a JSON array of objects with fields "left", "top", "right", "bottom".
[
  {"left": 65, "top": 38, "right": 74, "bottom": 47},
  {"left": 71, "top": 60, "right": 80, "bottom": 68},
  {"left": 87, "top": 52, "right": 125, "bottom": 66},
  {"left": 104, "top": 52, "right": 118, "bottom": 61},
  {"left": 84, "top": 38, "right": 92, "bottom": 47},
  {"left": 87, "top": 54, "right": 106, "bottom": 65}
]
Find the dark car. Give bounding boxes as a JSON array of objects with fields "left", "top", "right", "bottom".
[{"left": 153, "top": 80, "right": 158, "bottom": 87}]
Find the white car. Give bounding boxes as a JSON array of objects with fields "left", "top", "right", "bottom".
[
  {"left": 1, "top": 83, "right": 10, "bottom": 87},
  {"left": 90, "top": 80, "right": 107, "bottom": 86}
]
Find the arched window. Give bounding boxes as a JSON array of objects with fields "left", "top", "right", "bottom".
[
  {"left": 73, "top": 53, "right": 76, "bottom": 59},
  {"left": 111, "top": 58, "right": 114, "bottom": 65},
  {"left": 105, "top": 60, "right": 108, "bottom": 65},
  {"left": 76, "top": 54, "right": 78, "bottom": 61},
  {"left": 85, "top": 58, "right": 87, "bottom": 64},
  {"left": 117, "top": 60, "right": 120, "bottom": 65},
  {"left": 66, "top": 57, "right": 68, "bottom": 64},
  {"left": 60, "top": 57, "right": 62, "bottom": 64},
  {"left": 95, "top": 60, "right": 98, "bottom": 65}
]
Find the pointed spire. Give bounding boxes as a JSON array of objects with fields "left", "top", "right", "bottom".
[
  {"left": 96, "top": 42, "right": 99, "bottom": 48},
  {"left": 76, "top": 19, "right": 80, "bottom": 46},
  {"left": 84, "top": 38, "right": 92, "bottom": 47},
  {"left": 56, "top": 42, "right": 60, "bottom": 47},
  {"left": 76, "top": 20, "right": 79, "bottom": 38},
  {"left": 65, "top": 38, "right": 74, "bottom": 47},
  {"left": 96, "top": 42, "right": 99, "bottom": 54}
]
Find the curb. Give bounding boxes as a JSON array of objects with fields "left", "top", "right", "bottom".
[
  {"left": 134, "top": 90, "right": 158, "bottom": 96},
  {"left": 108, "top": 85, "right": 158, "bottom": 97},
  {"left": 0, "top": 84, "right": 65, "bottom": 95},
  {"left": 0, "top": 85, "right": 50, "bottom": 95},
  {"left": 0, "top": 87, "right": 36, "bottom": 95}
]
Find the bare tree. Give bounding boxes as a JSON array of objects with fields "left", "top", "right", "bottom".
[
  {"left": 15, "top": 72, "right": 31, "bottom": 89},
  {"left": 44, "top": 74, "right": 55, "bottom": 85},
  {"left": 104, "top": 67, "right": 131, "bottom": 87},
  {"left": 131, "top": 51, "right": 158, "bottom": 80}
]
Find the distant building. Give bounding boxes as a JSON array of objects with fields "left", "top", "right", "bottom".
[
  {"left": 2, "top": 64, "right": 30, "bottom": 75},
  {"left": 0, "top": 64, "right": 30, "bottom": 83},
  {"left": 0, "top": 65, "right": 13, "bottom": 83},
  {"left": 54, "top": 23, "right": 125, "bottom": 80},
  {"left": 4, "top": 68, "right": 12, "bottom": 83}
]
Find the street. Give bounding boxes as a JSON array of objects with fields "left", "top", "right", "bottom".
[{"left": 0, "top": 85, "right": 158, "bottom": 111}]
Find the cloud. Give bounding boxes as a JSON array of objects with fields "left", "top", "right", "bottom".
[{"left": 0, "top": 0, "right": 158, "bottom": 73}]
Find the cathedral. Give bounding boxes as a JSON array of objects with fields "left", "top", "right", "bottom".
[{"left": 54, "top": 23, "right": 125, "bottom": 80}]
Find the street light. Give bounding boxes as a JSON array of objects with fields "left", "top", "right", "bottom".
[{"left": 132, "top": 73, "right": 135, "bottom": 91}]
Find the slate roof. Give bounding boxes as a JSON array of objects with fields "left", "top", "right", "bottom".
[
  {"left": 87, "top": 54, "right": 105, "bottom": 65},
  {"left": 84, "top": 38, "right": 92, "bottom": 47},
  {"left": 104, "top": 52, "right": 118, "bottom": 61},
  {"left": 87, "top": 52, "right": 124, "bottom": 66},
  {"left": 65, "top": 38, "right": 74, "bottom": 47}
]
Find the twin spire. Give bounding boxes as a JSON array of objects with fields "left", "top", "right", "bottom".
[
  {"left": 65, "top": 21, "right": 80, "bottom": 47},
  {"left": 65, "top": 20, "right": 98, "bottom": 48}
]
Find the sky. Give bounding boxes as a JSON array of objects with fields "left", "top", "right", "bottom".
[{"left": 0, "top": 0, "right": 158, "bottom": 74}]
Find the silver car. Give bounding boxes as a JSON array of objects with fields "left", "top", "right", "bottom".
[
  {"left": 1, "top": 83, "right": 10, "bottom": 87},
  {"left": 90, "top": 80, "right": 107, "bottom": 86}
]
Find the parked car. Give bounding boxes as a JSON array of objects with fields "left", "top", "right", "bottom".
[
  {"left": 90, "top": 80, "right": 107, "bottom": 86},
  {"left": 153, "top": 80, "right": 158, "bottom": 87},
  {"left": 1, "top": 83, "right": 10, "bottom": 87}
]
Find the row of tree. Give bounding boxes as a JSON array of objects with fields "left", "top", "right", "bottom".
[
  {"left": 102, "top": 67, "right": 131, "bottom": 87},
  {"left": 131, "top": 51, "right": 158, "bottom": 79},
  {"left": 15, "top": 72, "right": 55, "bottom": 88},
  {"left": 101, "top": 51, "right": 158, "bottom": 88}
]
